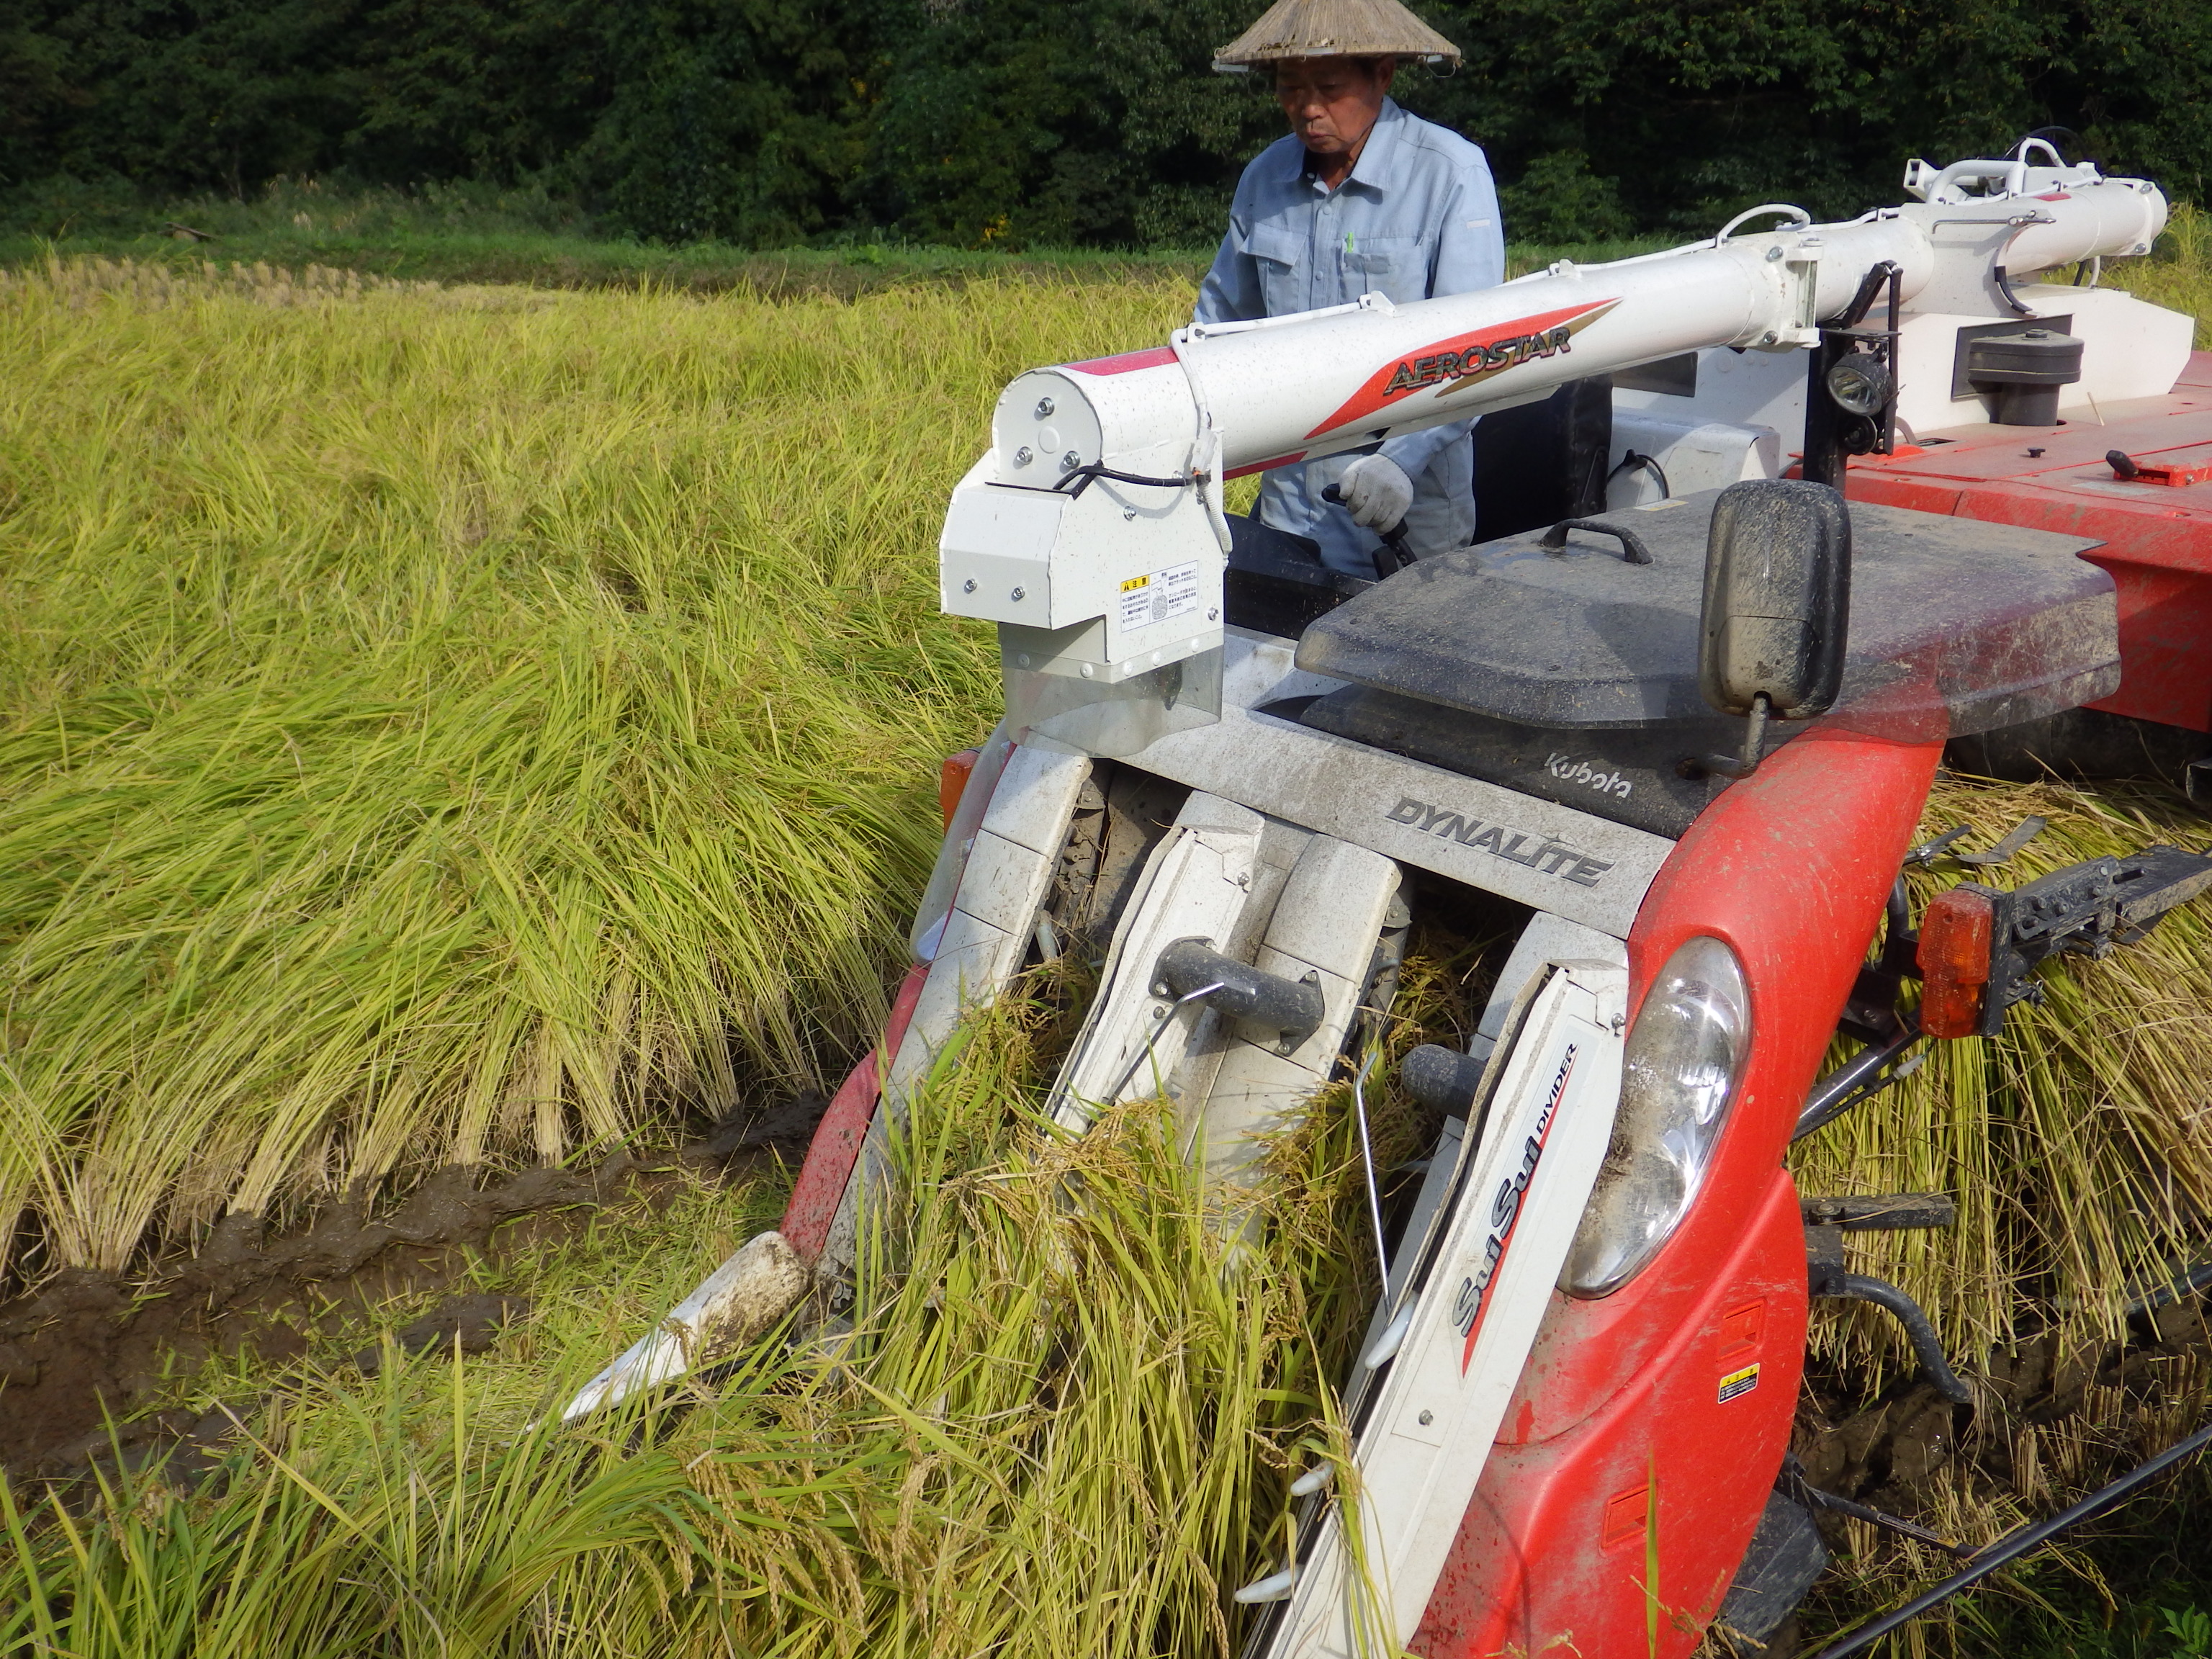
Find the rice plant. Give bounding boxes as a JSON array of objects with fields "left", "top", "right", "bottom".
[
  {"left": 0, "top": 995, "right": 1385, "bottom": 1659},
  {"left": 0, "top": 258, "right": 1194, "bottom": 1279},
  {"left": 1794, "top": 775, "right": 2212, "bottom": 1377},
  {"left": 0, "top": 253, "right": 437, "bottom": 309}
]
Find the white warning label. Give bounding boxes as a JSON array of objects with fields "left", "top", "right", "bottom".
[{"left": 1117, "top": 562, "right": 1202, "bottom": 632}]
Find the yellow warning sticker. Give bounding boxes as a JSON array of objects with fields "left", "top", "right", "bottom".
[
  {"left": 1119, "top": 574, "right": 1151, "bottom": 593},
  {"left": 1718, "top": 1362, "right": 1761, "bottom": 1404}
]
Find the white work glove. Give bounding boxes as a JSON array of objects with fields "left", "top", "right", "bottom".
[{"left": 1337, "top": 454, "right": 1414, "bottom": 531}]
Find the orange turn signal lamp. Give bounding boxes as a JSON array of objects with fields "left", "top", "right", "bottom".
[
  {"left": 1915, "top": 887, "right": 1995, "bottom": 1039},
  {"left": 939, "top": 747, "right": 981, "bottom": 829}
]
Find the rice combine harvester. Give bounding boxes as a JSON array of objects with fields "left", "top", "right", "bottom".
[{"left": 576, "top": 141, "right": 2212, "bottom": 1653}]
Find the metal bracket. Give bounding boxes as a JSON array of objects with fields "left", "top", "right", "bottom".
[
  {"left": 1912, "top": 816, "right": 2046, "bottom": 868},
  {"left": 1782, "top": 238, "right": 1825, "bottom": 346},
  {"left": 1152, "top": 937, "right": 1326, "bottom": 1054},
  {"left": 1801, "top": 261, "right": 1902, "bottom": 486},
  {"left": 1801, "top": 1192, "right": 1958, "bottom": 1231},
  {"left": 1954, "top": 844, "right": 2212, "bottom": 1036},
  {"left": 1778, "top": 1456, "right": 1972, "bottom": 1558}
]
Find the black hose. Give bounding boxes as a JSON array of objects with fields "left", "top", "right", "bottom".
[
  {"left": 1053, "top": 462, "right": 1197, "bottom": 499},
  {"left": 1810, "top": 1417, "right": 2212, "bottom": 1659},
  {"left": 1817, "top": 1273, "right": 1973, "bottom": 1403}
]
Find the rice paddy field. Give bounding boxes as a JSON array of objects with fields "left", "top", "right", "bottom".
[{"left": 1, "top": 223, "right": 2209, "bottom": 1655}]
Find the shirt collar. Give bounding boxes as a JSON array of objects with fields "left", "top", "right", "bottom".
[
  {"left": 1292, "top": 97, "right": 1405, "bottom": 195},
  {"left": 1343, "top": 97, "right": 1405, "bottom": 194}
]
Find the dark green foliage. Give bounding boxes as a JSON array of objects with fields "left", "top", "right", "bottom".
[
  {"left": 1, "top": 0, "right": 2209, "bottom": 247},
  {"left": 1406, "top": 0, "right": 2212, "bottom": 230},
  {"left": 858, "top": 0, "right": 1280, "bottom": 247}
]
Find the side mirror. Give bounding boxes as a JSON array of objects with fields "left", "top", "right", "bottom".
[{"left": 1696, "top": 480, "right": 1851, "bottom": 773}]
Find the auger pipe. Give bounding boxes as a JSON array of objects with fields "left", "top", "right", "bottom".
[{"left": 985, "top": 169, "right": 2165, "bottom": 489}]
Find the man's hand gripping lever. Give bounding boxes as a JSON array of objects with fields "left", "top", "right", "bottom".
[{"left": 1324, "top": 456, "right": 1416, "bottom": 576}]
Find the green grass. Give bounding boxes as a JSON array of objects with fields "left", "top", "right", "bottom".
[
  {"left": 7, "top": 172, "right": 2200, "bottom": 311},
  {"left": 0, "top": 175, "right": 1226, "bottom": 295},
  {"left": 0, "top": 176, "right": 1676, "bottom": 294}
]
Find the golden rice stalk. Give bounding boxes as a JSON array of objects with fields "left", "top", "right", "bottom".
[
  {"left": 0, "top": 992, "right": 1385, "bottom": 1659},
  {"left": 1795, "top": 773, "right": 2212, "bottom": 1380},
  {"left": 0, "top": 265, "right": 1197, "bottom": 1277}
]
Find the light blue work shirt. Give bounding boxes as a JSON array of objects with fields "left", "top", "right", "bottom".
[{"left": 1196, "top": 98, "right": 1506, "bottom": 576}]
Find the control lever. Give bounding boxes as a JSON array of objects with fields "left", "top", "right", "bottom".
[
  {"left": 2107, "top": 448, "right": 2212, "bottom": 487},
  {"left": 1321, "top": 482, "right": 1416, "bottom": 576}
]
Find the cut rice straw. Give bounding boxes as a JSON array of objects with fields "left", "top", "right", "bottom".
[{"left": 1795, "top": 773, "right": 2212, "bottom": 1378}]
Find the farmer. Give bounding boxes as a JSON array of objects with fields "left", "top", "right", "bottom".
[{"left": 1200, "top": 0, "right": 1504, "bottom": 576}]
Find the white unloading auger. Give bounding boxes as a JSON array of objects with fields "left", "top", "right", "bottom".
[
  {"left": 937, "top": 153, "right": 2164, "bottom": 759},
  {"left": 559, "top": 150, "right": 2166, "bottom": 1426}
]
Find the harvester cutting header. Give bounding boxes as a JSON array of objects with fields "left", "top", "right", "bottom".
[{"left": 582, "top": 120, "right": 2212, "bottom": 1658}]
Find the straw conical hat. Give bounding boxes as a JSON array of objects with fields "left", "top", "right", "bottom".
[{"left": 1213, "top": 0, "right": 1461, "bottom": 69}]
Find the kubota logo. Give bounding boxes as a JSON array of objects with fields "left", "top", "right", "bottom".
[
  {"left": 1305, "top": 298, "right": 1621, "bottom": 439},
  {"left": 1545, "top": 753, "right": 1633, "bottom": 800}
]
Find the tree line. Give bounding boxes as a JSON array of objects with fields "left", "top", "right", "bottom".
[{"left": 4, "top": 0, "right": 2207, "bottom": 248}]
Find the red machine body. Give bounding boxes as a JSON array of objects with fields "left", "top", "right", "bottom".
[
  {"left": 1414, "top": 369, "right": 2212, "bottom": 1647},
  {"left": 1412, "top": 356, "right": 2212, "bottom": 1652},
  {"left": 1418, "top": 730, "right": 1942, "bottom": 1656}
]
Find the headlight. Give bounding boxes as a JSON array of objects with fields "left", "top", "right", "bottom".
[
  {"left": 1560, "top": 935, "right": 1751, "bottom": 1298},
  {"left": 1826, "top": 353, "right": 1893, "bottom": 418}
]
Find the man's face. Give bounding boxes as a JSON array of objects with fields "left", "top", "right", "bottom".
[{"left": 1273, "top": 58, "right": 1394, "bottom": 157}]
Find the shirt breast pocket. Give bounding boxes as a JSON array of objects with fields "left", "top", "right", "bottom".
[
  {"left": 1247, "top": 222, "right": 1308, "bottom": 315},
  {"left": 1344, "top": 234, "right": 1428, "bottom": 303}
]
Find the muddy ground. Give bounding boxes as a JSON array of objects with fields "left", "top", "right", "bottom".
[
  {"left": 1795, "top": 1288, "right": 2211, "bottom": 1552},
  {"left": 0, "top": 1091, "right": 825, "bottom": 1479}
]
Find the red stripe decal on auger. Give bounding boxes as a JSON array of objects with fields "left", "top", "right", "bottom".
[{"left": 1305, "top": 299, "right": 1620, "bottom": 441}]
